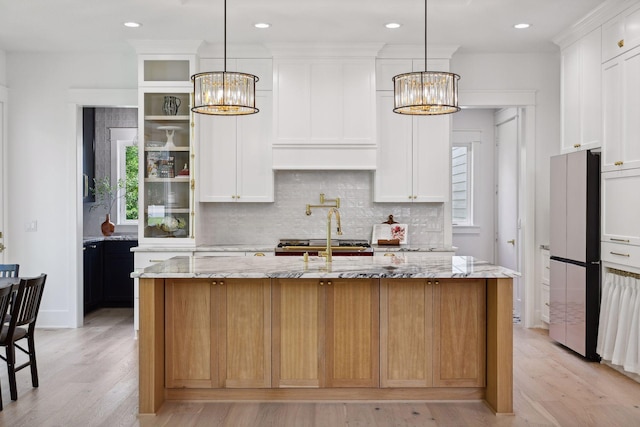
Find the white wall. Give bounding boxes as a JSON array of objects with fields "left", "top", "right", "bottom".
[
  {"left": 451, "top": 109, "right": 496, "bottom": 262},
  {"left": 6, "top": 52, "right": 137, "bottom": 327},
  {"left": 0, "top": 50, "right": 6, "bottom": 86}
]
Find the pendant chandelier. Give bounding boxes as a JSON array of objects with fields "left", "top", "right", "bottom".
[
  {"left": 392, "top": 0, "right": 460, "bottom": 115},
  {"left": 191, "top": 0, "right": 259, "bottom": 115}
]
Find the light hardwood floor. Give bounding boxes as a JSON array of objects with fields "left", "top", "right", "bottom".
[{"left": 0, "top": 308, "right": 639, "bottom": 426}]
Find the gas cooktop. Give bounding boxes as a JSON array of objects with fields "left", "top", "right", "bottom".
[{"left": 277, "top": 239, "right": 371, "bottom": 248}]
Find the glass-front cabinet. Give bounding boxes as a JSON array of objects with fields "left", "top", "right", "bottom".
[{"left": 137, "top": 54, "right": 196, "bottom": 245}]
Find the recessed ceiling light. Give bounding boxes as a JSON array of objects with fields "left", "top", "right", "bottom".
[
  {"left": 124, "top": 22, "right": 141, "bottom": 28},
  {"left": 254, "top": 23, "right": 271, "bottom": 29},
  {"left": 514, "top": 23, "right": 530, "bottom": 29},
  {"left": 385, "top": 22, "right": 401, "bottom": 29}
]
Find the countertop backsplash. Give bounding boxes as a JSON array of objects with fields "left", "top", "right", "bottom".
[{"left": 197, "top": 170, "right": 444, "bottom": 247}]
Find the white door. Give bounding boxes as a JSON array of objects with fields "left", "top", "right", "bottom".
[{"left": 496, "top": 111, "right": 521, "bottom": 319}]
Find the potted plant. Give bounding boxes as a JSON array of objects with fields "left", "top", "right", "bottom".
[{"left": 90, "top": 176, "right": 125, "bottom": 236}]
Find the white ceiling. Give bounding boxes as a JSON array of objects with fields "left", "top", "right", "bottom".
[{"left": 0, "top": 0, "right": 608, "bottom": 55}]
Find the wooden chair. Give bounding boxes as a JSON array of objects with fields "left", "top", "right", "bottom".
[
  {"left": 0, "top": 264, "right": 19, "bottom": 278},
  {"left": 0, "top": 283, "right": 16, "bottom": 410},
  {"left": 0, "top": 274, "right": 46, "bottom": 401}
]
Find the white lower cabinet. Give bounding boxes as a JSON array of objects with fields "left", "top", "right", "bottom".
[
  {"left": 541, "top": 248, "right": 550, "bottom": 324},
  {"left": 375, "top": 92, "right": 450, "bottom": 202},
  {"left": 198, "top": 92, "right": 273, "bottom": 203}
]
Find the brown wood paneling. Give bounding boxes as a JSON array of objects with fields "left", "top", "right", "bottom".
[
  {"left": 165, "top": 279, "right": 213, "bottom": 388},
  {"left": 222, "top": 278, "right": 271, "bottom": 388},
  {"left": 433, "top": 279, "right": 486, "bottom": 387},
  {"left": 325, "top": 279, "right": 379, "bottom": 388},
  {"left": 139, "top": 278, "right": 166, "bottom": 414},
  {"left": 486, "top": 278, "right": 514, "bottom": 414},
  {"left": 380, "top": 278, "right": 433, "bottom": 387},
  {"left": 272, "top": 279, "right": 324, "bottom": 388}
]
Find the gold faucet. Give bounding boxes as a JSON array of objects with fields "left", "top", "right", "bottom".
[
  {"left": 322, "top": 207, "right": 343, "bottom": 263},
  {"left": 306, "top": 193, "right": 340, "bottom": 215}
]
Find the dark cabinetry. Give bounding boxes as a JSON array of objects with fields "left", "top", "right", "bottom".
[
  {"left": 83, "top": 241, "right": 103, "bottom": 314},
  {"left": 103, "top": 240, "right": 137, "bottom": 307},
  {"left": 83, "top": 240, "right": 136, "bottom": 315}
]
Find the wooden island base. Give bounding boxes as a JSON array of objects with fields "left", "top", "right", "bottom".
[{"left": 139, "top": 276, "right": 513, "bottom": 415}]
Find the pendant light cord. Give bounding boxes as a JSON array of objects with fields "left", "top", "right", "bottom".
[
  {"left": 424, "top": 0, "right": 427, "bottom": 71},
  {"left": 224, "top": 0, "right": 227, "bottom": 72}
]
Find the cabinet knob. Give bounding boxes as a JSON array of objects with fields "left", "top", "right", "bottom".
[
  {"left": 610, "top": 238, "right": 630, "bottom": 243},
  {"left": 327, "top": 281, "right": 332, "bottom": 286},
  {"left": 231, "top": 195, "right": 237, "bottom": 199},
  {"left": 319, "top": 281, "right": 324, "bottom": 286},
  {"left": 545, "top": 303, "right": 549, "bottom": 306},
  {"left": 614, "top": 161, "right": 624, "bottom": 166},
  {"left": 212, "top": 281, "right": 217, "bottom": 285},
  {"left": 408, "top": 195, "right": 413, "bottom": 199},
  {"left": 383, "top": 253, "right": 396, "bottom": 257},
  {"left": 219, "top": 281, "right": 224, "bottom": 286},
  {"left": 254, "top": 252, "right": 265, "bottom": 256},
  {"left": 236, "top": 195, "right": 240, "bottom": 199},
  {"left": 573, "top": 143, "right": 581, "bottom": 149},
  {"left": 610, "top": 251, "right": 630, "bottom": 257},
  {"left": 435, "top": 280, "right": 439, "bottom": 285},
  {"left": 618, "top": 39, "right": 625, "bottom": 48}
]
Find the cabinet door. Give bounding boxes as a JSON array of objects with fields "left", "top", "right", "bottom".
[
  {"left": 374, "top": 92, "right": 413, "bottom": 202},
  {"left": 621, "top": 47, "right": 640, "bottom": 170},
  {"left": 561, "top": 40, "right": 581, "bottom": 151},
  {"left": 380, "top": 279, "right": 433, "bottom": 387},
  {"left": 219, "top": 278, "right": 271, "bottom": 388},
  {"left": 580, "top": 28, "right": 602, "bottom": 150},
  {"left": 272, "top": 279, "right": 324, "bottom": 388},
  {"left": 236, "top": 92, "right": 274, "bottom": 202},
  {"left": 325, "top": 279, "right": 379, "bottom": 388},
  {"left": 601, "top": 169, "right": 640, "bottom": 245},
  {"left": 165, "top": 279, "right": 215, "bottom": 388},
  {"left": 198, "top": 112, "right": 238, "bottom": 202},
  {"left": 602, "top": 58, "right": 623, "bottom": 170},
  {"left": 414, "top": 115, "right": 451, "bottom": 202},
  {"left": 433, "top": 279, "right": 485, "bottom": 387},
  {"left": 83, "top": 242, "right": 103, "bottom": 314},
  {"left": 102, "top": 240, "right": 136, "bottom": 306}
]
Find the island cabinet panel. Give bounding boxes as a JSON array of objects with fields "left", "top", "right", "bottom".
[
  {"left": 433, "top": 279, "right": 486, "bottom": 387},
  {"left": 380, "top": 279, "right": 433, "bottom": 388},
  {"left": 164, "top": 278, "right": 271, "bottom": 389},
  {"left": 271, "top": 279, "right": 324, "bottom": 388},
  {"left": 272, "top": 278, "right": 379, "bottom": 388}
]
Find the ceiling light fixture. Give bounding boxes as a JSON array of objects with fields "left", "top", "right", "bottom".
[
  {"left": 392, "top": 0, "right": 460, "bottom": 115},
  {"left": 254, "top": 22, "right": 271, "bottom": 29},
  {"left": 514, "top": 23, "right": 531, "bottom": 29},
  {"left": 191, "top": 0, "right": 259, "bottom": 116},
  {"left": 385, "top": 22, "right": 401, "bottom": 29}
]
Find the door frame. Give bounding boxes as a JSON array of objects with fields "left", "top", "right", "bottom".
[
  {"left": 68, "top": 89, "right": 137, "bottom": 327},
  {"left": 494, "top": 108, "right": 522, "bottom": 319},
  {"left": 459, "top": 90, "right": 536, "bottom": 328}
]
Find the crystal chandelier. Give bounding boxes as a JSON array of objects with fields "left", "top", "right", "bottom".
[
  {"left": 191, "top": 0, "right": 259, "bottom": 115},
  {"left": 393, "top": 0, "right": 460, "bottom": 115}
]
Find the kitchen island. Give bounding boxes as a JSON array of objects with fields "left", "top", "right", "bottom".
[{"left": 134, "top": 255, "right": 516, "bottom": 415}]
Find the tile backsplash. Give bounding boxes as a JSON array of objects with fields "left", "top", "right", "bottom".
[{"left": 197, "top": 170, "right": 444, "bottom": 246}]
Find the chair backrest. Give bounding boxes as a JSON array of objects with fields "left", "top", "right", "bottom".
[
  {"left": 6, "top": 274, "right": 46, "bottom": 334},
  {"left": 0, "top": 264, "right": 19, "bottom": 278}
]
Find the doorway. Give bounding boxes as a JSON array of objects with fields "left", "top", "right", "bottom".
[{"left": 495, "top": 108, "right": 522, "bottom": 320}]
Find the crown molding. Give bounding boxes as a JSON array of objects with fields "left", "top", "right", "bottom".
[
  {"left": 377, "top": 44, "right": 459, "bottom": 59},
  {"left": 266, "top": 43, "right": 385, "bottom": 57},
  {"left": 553, "top": 0, "right": 636, "bottom": 49}
]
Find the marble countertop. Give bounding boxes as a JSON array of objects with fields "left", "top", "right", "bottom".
[
  {"left": 132, "top": 255, "right": 519, "bottom": 279},
  {"left": 83, "top": 234, "right": 138, "bottom": 244},
  {"left": 131, "top": 244, "right": 456, "bottom": 253},
  {"left": 371, "top": 245, "right": 457, "bottom": 253}
]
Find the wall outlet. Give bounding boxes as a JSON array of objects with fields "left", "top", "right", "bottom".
[{"left": 25, "top": 221, "right": 37, "bottom": 232}]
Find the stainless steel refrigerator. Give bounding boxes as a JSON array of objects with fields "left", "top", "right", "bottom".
[{"left": 549, "top": 150, "right": 600, "bottom": 360}]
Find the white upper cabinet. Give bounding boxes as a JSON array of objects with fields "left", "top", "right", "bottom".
[
  {"left": 602, "top": 2, "right": 640, "bottom": 63},
  {"left": 560, "top": 27, "right": 602, "bottom": 153},
  {"left": 198, "top": 92, "right": 274, "bottom": 203},
  {"left": 199, "top": 58, "right": 273, "bottom": 91},
  {"left": 272, "top": 58, "right": 377, "bottom": 169},
  {"left": 374, "top": 92, "right": 450, "bottom": 203},
  {"left": 602, "top": 45, "right": 640, "bottom": 171}
]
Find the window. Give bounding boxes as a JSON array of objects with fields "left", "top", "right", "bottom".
[
  {"left": 117, "top": 140, "right": 139, "bottom": 225},
  {"left": 452, "top": 143, "right": 472, "bottom": 226}
]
